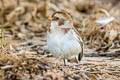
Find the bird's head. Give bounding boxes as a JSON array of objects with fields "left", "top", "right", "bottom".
[{"left": 48, "top": 11, "right": 73, "bottom": 33}]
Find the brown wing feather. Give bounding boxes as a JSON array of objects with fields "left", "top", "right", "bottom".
[{"left": 73, "top": 26, "right": 84, "bottom": 61}]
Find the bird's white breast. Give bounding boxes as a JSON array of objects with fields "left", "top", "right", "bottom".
[{"left": 47, "top": 29, "right": 81, "bottom": 59}]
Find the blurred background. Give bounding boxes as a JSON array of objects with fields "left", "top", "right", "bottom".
[
  {"left": 0, "top": 0, "right": 120, "bottom": 48},
  {"left": 0, "top": 0, "right": 120, "bottom": 80}
]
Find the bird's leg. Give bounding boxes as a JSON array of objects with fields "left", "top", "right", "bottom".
[
  {"left": 75, "top": 56, "right": 80, "bottom": 63},
  {"left": 63, "top": 59, "right": 74, "bottom": 66}
]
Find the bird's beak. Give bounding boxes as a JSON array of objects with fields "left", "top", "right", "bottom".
[{"left": 48, "top": 17, "right": 53, "bottom": 21}]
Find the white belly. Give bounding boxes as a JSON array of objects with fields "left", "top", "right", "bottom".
[{"left": 47, "top": 31, "right": 81, "bottom": 59}]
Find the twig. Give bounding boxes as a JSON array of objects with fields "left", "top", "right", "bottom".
[
  {"left": 96, "top": 40, "right": 120, "bottom": 52},
  {"left": 1, "top": 65, "right": 18, "bottom": 70}
]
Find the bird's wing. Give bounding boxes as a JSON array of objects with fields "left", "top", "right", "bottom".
[
  {"left": 63, "top": 23, "right": 84, "bottom": 61},
  {"left": 72, "top": 26, "right": 84, "bottom": 61}
]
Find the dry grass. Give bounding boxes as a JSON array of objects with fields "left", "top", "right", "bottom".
[{"left": 0, "top": 0, "right": 120, "bottom": 80}]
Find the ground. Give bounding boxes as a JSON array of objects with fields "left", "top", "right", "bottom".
[{"left": 0, "top": 0, "right": 120, "bottom": 80}]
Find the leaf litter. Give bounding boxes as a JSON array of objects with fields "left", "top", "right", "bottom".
[{"left": 0, "top": 0, "right": 120, "bottom": 80}]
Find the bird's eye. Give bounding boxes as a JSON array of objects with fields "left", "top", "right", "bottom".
[{"left": 53, "top": 17, "right": 59, "bottom": 21}]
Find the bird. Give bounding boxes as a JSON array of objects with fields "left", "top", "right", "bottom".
[{"left": 47, "top": 11, "right": 84, "bottom": 65}]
